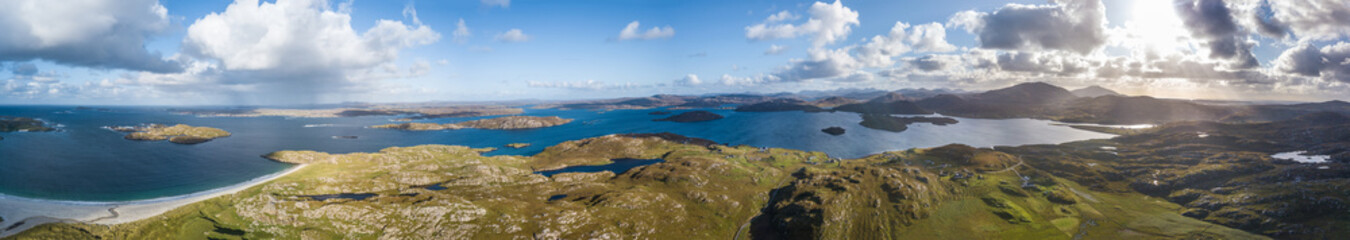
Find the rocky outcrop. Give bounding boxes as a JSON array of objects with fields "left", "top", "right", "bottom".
[{"left": 753, "top": 165, "right": 951, "bottom": 239}]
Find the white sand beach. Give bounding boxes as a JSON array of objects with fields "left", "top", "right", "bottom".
[{"left": 0, "top": 165, "right": 306, "bottom": 238}]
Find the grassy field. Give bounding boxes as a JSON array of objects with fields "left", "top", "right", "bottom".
[{"left": 5, "top": 133, "right": 1277, "bottom": 239}]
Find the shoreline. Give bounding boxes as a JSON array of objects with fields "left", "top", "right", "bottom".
[{"left": 0, "top": 164, "right": 306, "bottom": 238}]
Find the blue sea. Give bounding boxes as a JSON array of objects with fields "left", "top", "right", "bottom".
[{"left": 0, "top": 106, "right": 1114, "bottom": 201}]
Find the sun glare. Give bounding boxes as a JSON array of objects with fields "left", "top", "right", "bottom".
[{"left": 1126, "top": 0, "right": 1189, "bottom": 55}]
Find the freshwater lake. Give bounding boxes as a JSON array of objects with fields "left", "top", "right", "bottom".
[{"left": 0, "top": 106, "right": 1113, "bottom": 201}]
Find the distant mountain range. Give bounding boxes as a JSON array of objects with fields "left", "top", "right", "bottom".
[{"left": 538, "top": 82, "right": 1350, "bottom": 125}]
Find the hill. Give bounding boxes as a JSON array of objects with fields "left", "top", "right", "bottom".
[{"left": 1069, "top": 85, "right": 1121, "bottom": 98}]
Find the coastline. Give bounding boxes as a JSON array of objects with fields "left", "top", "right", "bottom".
[{"left": 0, "top": 164, "right": 306, "bottom": 238}]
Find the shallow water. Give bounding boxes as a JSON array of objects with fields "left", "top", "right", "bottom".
[
  {"left": 0, "top": 106, "right": 1113, "bottom": 201},
  {"left": 1272, "top": 151, "right": 1331, "bottom": 163}
]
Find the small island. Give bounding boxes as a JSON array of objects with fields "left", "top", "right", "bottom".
[
  {"left": 821, "top": 126, "right": 846, "bottom": 135},
  {"left": 505, "top": 143, "right": 531, "bottom": 148},
  {"left": 371, "top": 116, "right": 573, "bottom": 131},
  {"left": 1, "top": 116, "right": 55, "bottom": 132},
  {"left": 111, "top": 124, "right": 232, "bottom": 144},
  {"left": 858, "top": 114, "right": 959, "bottom": 132},
  {"left": 653, "top": 111, "right": 724, "bottom": 123}
]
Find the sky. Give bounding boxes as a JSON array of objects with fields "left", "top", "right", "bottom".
[{"left": 1, "top": 0, "right": 1349, "bottom": 105}]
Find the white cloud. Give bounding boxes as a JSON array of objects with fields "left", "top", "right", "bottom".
[
  {"left": 528, "top": 80, "right": 643, "bottom": 90},
  {"left": 0, "top": 0, "right": 181, "bottom": 72},
  {"left": 676, "top": 74, "right": 702, "bottom": 86},
  {"left": 409, "top": 59, "right": 431, "bottom": 76},
  {"left": 402, "top": 2, "right": 422, "bottom": 25},
  {"left": 618, "top": 21, "right": 675, "bottom": 41},
  {"left": 765, "top": 21, "right": 957, "bottom": 82},
  {"left": 765, "top": 44, "right": 789, "bottom": 55},
  {"left": 184, "top": 0, "right": 438, "bottom": 71},
  {"left": 855, "top": 22, "right": 958, "bottom": 67},
  {"left": 947, "top": 0, "right": 1107, "bottom": 54},
  {"left": 481, "top": 0, "right": 510, "bottom": 8},
  {"left": 745, "top": 0, "right": 860, "bottom": 47},
  {"left": 720, "top": 74, "right": 771, "bottom": 86},
  {"left": 496, "top": 29, "right": 531, "bottom": 42},
  {"left": 453, "top": 18, "right": 471, "bottom": 44},
  {"left": 1266, "top": 0, "right": 1350, "bottom": 41},
  {"left": 765, "top": 11, "right": 799, "bottom": 22},
  {"left": 167, "top": 0, "right": 440, "bottom": 103}
]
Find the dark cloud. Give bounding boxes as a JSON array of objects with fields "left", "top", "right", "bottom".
[
  {"left": 1266, "top": 0, "right": 1350, "bottom": 41},
  {"left": 10, "top": 62, "right": 37, "bottom": 76},
  {"left": 0, "top": 0, "right": 182, "bottom": 73},
  {"left": 909, "top": 55, "right": 949, "bottom": 71},
  {"left": 1276, "top": 42, "right": 1350, "bottom": 82},
  {"left": 951, "top": 0, "right": 1107, "bottom": 54},
  {"left": 1251, "top": 0, "right": 1289, "bottom": 38},
  {"left": 1174, "top": 0, "right": 1259, "bottom": 68},
  {"left": 992, "top": 52, "right": 1089, "bottom": 76}
]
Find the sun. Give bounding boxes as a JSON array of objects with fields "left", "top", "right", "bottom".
[{"left": 1125, "top": 0, "right": 1190, "bottom": 55}]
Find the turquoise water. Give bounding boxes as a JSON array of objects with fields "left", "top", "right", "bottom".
[{"left": 0, "top": 106, "right": 1113, "bottom": 201}]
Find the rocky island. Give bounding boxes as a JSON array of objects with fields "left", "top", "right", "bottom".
[
  {"left": 858, "top": 114, "right": 959, "bottom": 132},
  {"left": 653, "top": 110, "right": 724, "bottom": 122},
  {"left": 112, "top": 124, "right": 232, "bottom": 144},
  {"left": 821, "top": 126, "right": 845, "bottom": 135},
  {"left": 371, "top": 116, "right": 573, "bottom": 130},
  {"left": 0, "top": 116, "right": 55, "bottom": 132},
  {"left": 505, "top": 143, "right": 531, "bottom": 148}
]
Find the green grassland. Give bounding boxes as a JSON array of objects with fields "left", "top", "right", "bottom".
[{"left": 5, "top": 131, "right": 1278, "bottom": 239}]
